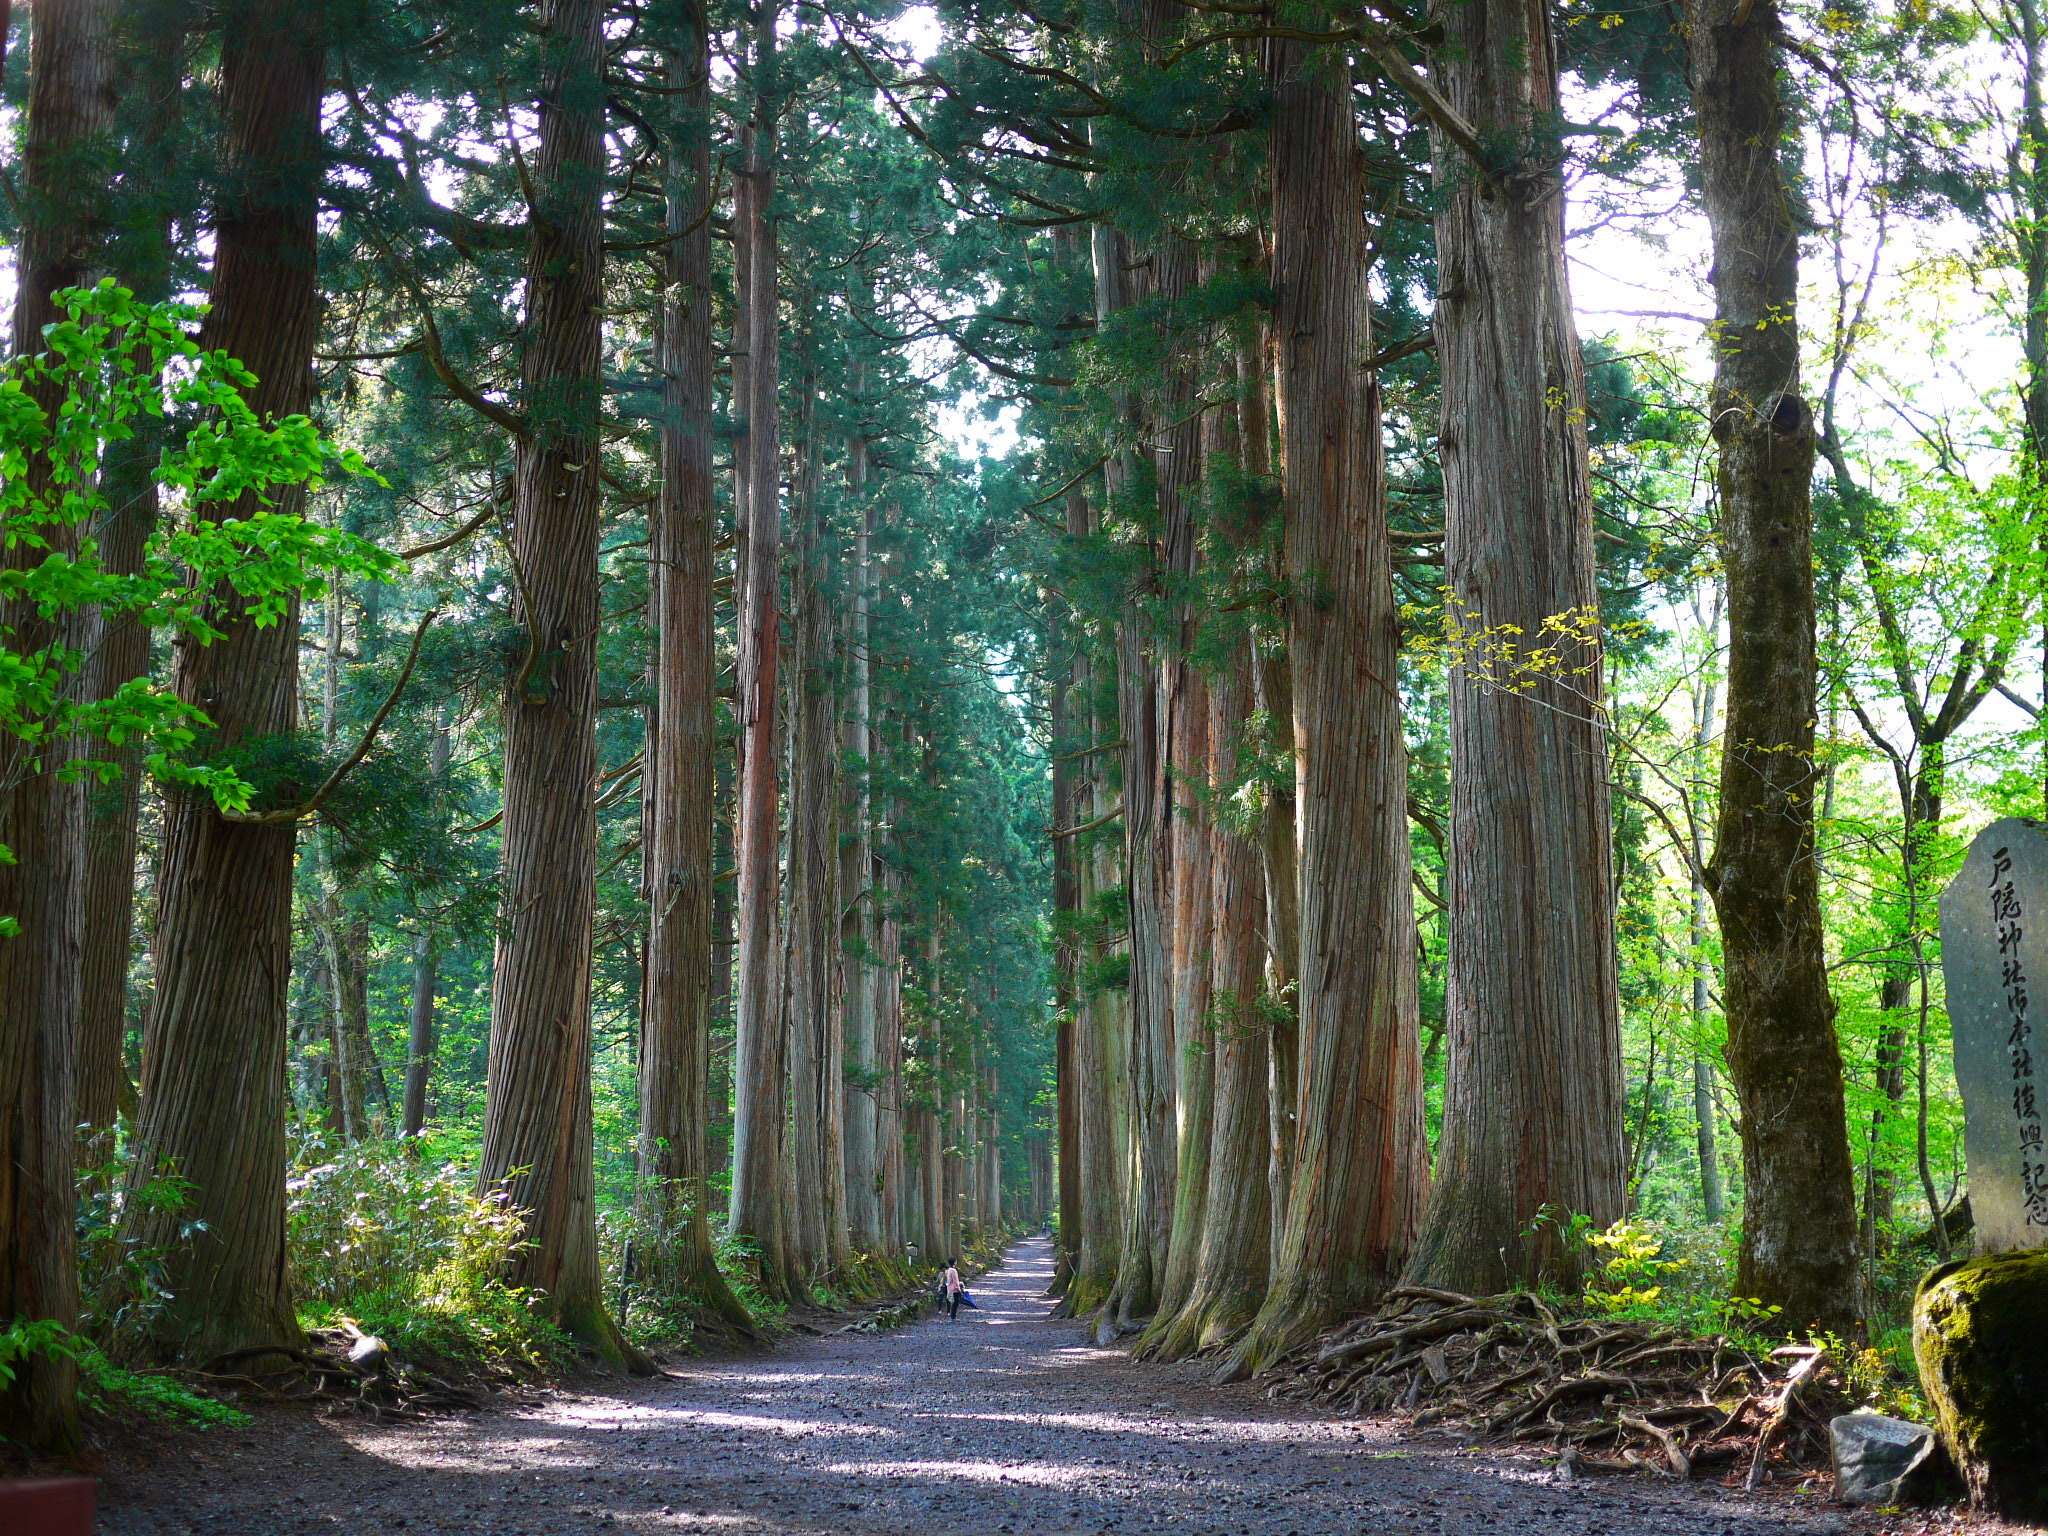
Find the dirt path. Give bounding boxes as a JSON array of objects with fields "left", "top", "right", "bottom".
[{"left": 102, "top": 1236, "right": 1870, "bottom": 1535}]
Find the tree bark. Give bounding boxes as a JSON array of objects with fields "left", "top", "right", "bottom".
[
  {"left": 1225, "top": 22, "right": 1427, "bottom": 1378},
  {"left": 1065, "top": 491, "right": 1124, "bottom": 1318},
  {"left": 1240, "top": 309, "right": 1300, "bottom": 1271},
  {"left": 0, "top": 0, "right": 113, "bottom": 1447},
  {"left": 1689, "top": 0, "right": 1862, "bottom": 1334},
  {"left": 840, "top": 418, "right": 882, "bottom": 1257},
  {"left": 1149, "top": 383, "right": 1271, "bottom": 1360},
  {"left": 122, "top": 0, "right": 317, "bottom": 1365},
  {"left": 727, "top": 0, "right": 792, "bottom": 1298},
  {"left": 476, "top": 0, "right": 629, "bottom": 1362},
  {"left": 787, "top": 312, "right": 848, "bottom": 1282},
  {"left": 1094, "top": 214, "right": 1174, "bottom": 1339},
  {"left": 1406, "top": 0, "right": 1626, "bottom": 1293},
  {"left": 637, "top": 0, "right": 753, "bottom": 1332}
]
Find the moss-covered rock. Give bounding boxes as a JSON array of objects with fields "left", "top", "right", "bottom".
[{"left": 1912, "top": 1248, "right": 2048, "bottom": 1522}]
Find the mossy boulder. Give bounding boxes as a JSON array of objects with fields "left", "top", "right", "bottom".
[{"left": 1912, "top": 1248, "right": 2048, "bottom": 1522}]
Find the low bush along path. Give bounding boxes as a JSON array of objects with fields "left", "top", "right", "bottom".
[{"left": 103, "top": 1236, "right": 1871, "bottom": 1535}]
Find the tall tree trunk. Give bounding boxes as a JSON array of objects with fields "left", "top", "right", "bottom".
[
  {"left": 1225, "top": 23, "right": 1427, "bottom": 1379},
  {"left": 637, "top": 0, "right": 753, "bottom": 1333},
  {"left": 1065, "top": 492, "right": 1123, "bottom": 1318},
  {"left": 787, "top": 316, "right": 847, "bottom": 1282},
  {"left": 0, "top": 0, "right": 112, "bottom": 1447},
  {"left": 1240, "top": 308, "right": 1299, "bottom": 1269},
  {"left": 476, "top": 0, "right": 629, "bottom": 1362},
  {"left": 840, "top": 423, "right": 882, "bottom": 1257},
  {"left": 727, "top": 0, "right": 792, "bottom": 1298},
  {"left": 1689, "top": 0, "right": 1861, "bottom": 1333},
  {"left": 1094, "top": 215, "right": 1174, "bottom": 1339},
  {"left": 1050, "top": 525, "right": 1084, "bottom": 1291},
  {"left": 122, "top": 1, "right": 318, "bottom": 1364},
  {"left": 1406, "top": 0, "right": 1625, "bottom": 1293},
  {"left": 875, "top": 692, "right": 906, "bottom": 1256},
  {"left": 1150, "top": 383, "right": 1271, "bottom": 1359}
]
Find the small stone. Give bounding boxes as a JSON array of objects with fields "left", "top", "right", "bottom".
[{"left": 1826, "top": 1410, "right": 1942, "bottom": 1505}]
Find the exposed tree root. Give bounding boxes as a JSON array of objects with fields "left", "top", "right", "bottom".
[
  {"left": 190, "top": 1327, "right": 517, "bottom": 1424},
  {"left": 1247, "top": 1287, "right": 1851, "bottom": 1487}
]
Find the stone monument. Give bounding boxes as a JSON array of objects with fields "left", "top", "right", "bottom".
[
  {"left": 1937, "top": 817, "right": 2048, "bottom": 1253},
  {"left": 1920, "top": 819, "right": 2048, "bottom": 1520}
]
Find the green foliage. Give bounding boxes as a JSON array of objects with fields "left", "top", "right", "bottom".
[
  {"left": 76, "top": 1140, "right": 198, "bottom": 1356},
  {"left": 0, "top": 1319, "right": 247, "bottom": 1436},
  {"left": 1, "top": 281, "right": 389, "bottom": 891},
  {"left": 77, "top": 1347, "right": 251, "bottom": 1430},
  {"left": 286, "top": 1134, "right": 571, "bottom": 1377}
]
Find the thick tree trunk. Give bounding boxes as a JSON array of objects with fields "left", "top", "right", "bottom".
[
  {"left": 1150, "top": 387, "right": 1271, "bottom": 1359},
  {"left": 1050, "top": 524, "right": 1084, "bottom": 1290},
  {"left": 1064, "top": 493, "right": 1123, "bottom": 1318},
  {"left": 476, "top": 0, "right": 628, "bottom": 1362},
  {"left": 1689, "top": 0, "right": 1862, "bottom": 1334},
  {"left": 727, "top": 0, "right": 792, "bottom": 1298},
  {"left": 122, "top": 3, "right": 317, "bottom": 1365},
  {"left": 1144, "top": 232, "right": 1212, "bottom": 1337},
  {"left": 1093, "top": 215, "right": 1174, "bottom": 1339},
  {"left": 0, "top": 0, "right": 113, "bottom": 1445},
  {"left": 1239, "top": 312, "right": 1300, "bottom": 1270},
  {"left": 1225, "top": 25, "right": 1427, "bottom": 1378},
  {"left": 637, "top": 2, "right": 753, "bottom": 1332},
  {"left": 1406, "top": 0, "right": 1626, "bottom": 1293}
]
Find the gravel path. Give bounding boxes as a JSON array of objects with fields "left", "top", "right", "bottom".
[{"left": 101, "top": 1236, "right": 1879, "bottom": 1535}]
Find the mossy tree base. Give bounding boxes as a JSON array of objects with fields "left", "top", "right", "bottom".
[{"left": 1912, "top": 1248, "right": 2048, "bottom": 1522}]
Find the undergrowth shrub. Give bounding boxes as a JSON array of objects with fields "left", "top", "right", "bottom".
[
  {"left": 287, "top": 1132, "right": 569, "bottom": 1376},
  {"left": 596, "top": 1179, "right": 787, "bottom": 1348}
]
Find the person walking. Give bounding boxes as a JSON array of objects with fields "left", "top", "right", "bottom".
[{"left": 942, "top": 1259, "right": 965, "bottom": 1322}]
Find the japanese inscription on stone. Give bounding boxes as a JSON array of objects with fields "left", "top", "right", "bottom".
[{"left": 1939, "top": 818, "right": 2048, "bottom": 1251}]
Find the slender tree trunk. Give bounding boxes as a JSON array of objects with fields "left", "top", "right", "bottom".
[
  {"left": 476, "top": 0, "right": 630, "bottom": 1362},
  {"left": 401, "top": 718, "right": 449, "bottom": 1138},
  {"left": 121, "top": 2, "right": 318, "bottom": 1364},
  {"left": 1689, "top": 0, "right": 1861, "bottom": 1333},
  {"left": 1406, "top": 0, "right": 1626, "bottom": 1293},
  {"left": 0, "top": 0, "right": 113, "bottom": 1447},
  {"left": 1225, "top": 22, "right": 1427, "bottom": 1378},
  {"left": 403, "top": 931, "right": 438, "bottom": 1137},
  {"left": 1688, "top": 592, "right": 1727, "bottom": 1223},
  {"left": 637, "top": 0, "right": 753, "bottom": 1332},
  {"left": 728, "top": 0, "right": 792, "bottom": 1298}
]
